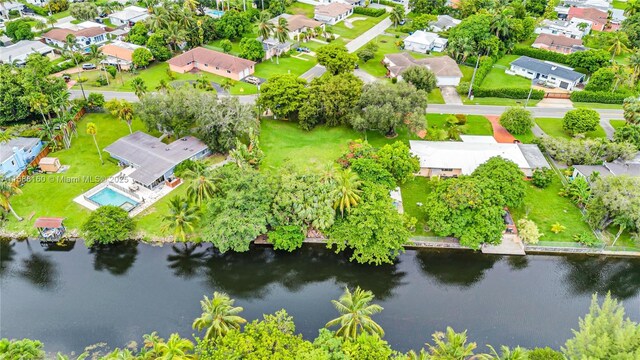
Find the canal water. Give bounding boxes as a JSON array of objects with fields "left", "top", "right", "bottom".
[{"left": 2, "top": 240, "right": 640, "bottom": 354}]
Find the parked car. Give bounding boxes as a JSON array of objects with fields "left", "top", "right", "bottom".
[
  {"left": 82, "top": 63, "right": 97, "bottom": 70},
  {"left": 244, "top": 76, "right": 260, "bottom": 85},
  {"left": 22, "top": 8, "right": 35, "bottom": 14},
  {"left": 296, "top": 47, "right": 310, "bottom": 53}
]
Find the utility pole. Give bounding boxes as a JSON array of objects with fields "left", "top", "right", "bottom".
[{"left": 467, "top": 55, "right": 480, "bottom": 99}]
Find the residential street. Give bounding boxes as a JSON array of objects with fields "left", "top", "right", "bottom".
[{"left": 427, "top": 104, "right": 623, "bottom": 120}]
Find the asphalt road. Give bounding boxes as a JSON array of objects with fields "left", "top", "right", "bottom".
[{"left": 427, "top": 104, "right": 623, "bottom": 120}]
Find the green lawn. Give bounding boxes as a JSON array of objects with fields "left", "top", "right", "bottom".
[
  {"left": 287, "top": 2, "right": 315, "bottom": 17},
  {"left": 610, "top": 119, "right": 627, "bottom": 129},
  {"left": 5, "top": 113, "right": 146, "bottom": 235},
  {"left": 358, "top": 34, "right": 405, "bottom": 78},
  {"left": 512, "top": 177, "right": 597, "bottom": 244},
  {"left": 399, "top": 176, "right": 434, "bottom": 236},
  {"left": 329, "top": 14, "right": 388, "bottom": 42},
  {"left": 460, "top": 65, "right": 474, "bottom": 82},
  {"left": 495, "top": 55, "right": 520, "bottom": 67},
  {"left": 613, "top": 0, "right": 627, "bottom": 9},
  {"left": 254, "top": 54, "right": 318, "bottom": 78},
  {"left": 51, "top": 10, "right": 71, "bottom": 20},
  {"left": 535, "top": 118, "right": 606, "bottom": 139},
  {"left": 426, "top": 114, "right": 493, "bottom": 136},
  {"left": 463, "top": 97, "right": 540, "bottom": 106},
  {"left": 481, "top": 67, "right": 532, "bottom": 89},
  {"left": 512, "top": 129, "right": 538, "bottom": 144},
  {"left": 573, "top": 102, "right": 624, "bottom": 110},
  {"left": 74, "top": 62, "right": 258, "bottom": 95},
  {"left": 427, "top": 88, "right": 445, "bottom": 104}
]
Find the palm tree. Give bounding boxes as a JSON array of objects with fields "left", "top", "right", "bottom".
[
  {"left": 390, "top": 5, "right": 404, "bottom": 28},
  {"left": 274, "top": 18, "right": 289, "bottom": 65},
  {"left": 34, "top": 20, "right": 48, "bottom": 32},
  {"left": 156, "top": 79, "right": 170, "bottom": 92},
  {"left": 88, "top": 44, "right": 109, "bottom": 85},
  {"left": 314, "top": 26, "right": 323, "bottom": 38},
  {"left": 162, "top": 196, "right": 199, "bottom": 241},
  {"left": 46, "top": 16, "right": 56, "bottom": 28},
  {"left": 0, "top": 130, "right": 13, "bottom": 143},
  {"left": 625, "top": 0, "right": 640, "bottom": 16},
  {"left": 607, "top": 32, "right": 630, "bottom": 60},
  {"left": 491, "top": 10, "right": 511, "bottom": 40},
  {"left": 165, "top": 22, "right": 187, "bottom": 51},
  {"left": 480, "top": 345, "right": 527, "bottom": 360},
  {"left": 325, "top": 287, "right": 384, "bottom": 340},
  {"left": 105, "top": 99, "right": 134, "bottom": 133},
  {"left": 28, "top": 93, "right": 53, "bottom": 139},
  {"left": 426, "top": 327, "right": 476, "bottom": 360},
  {"left": 147, "top": 7, "right": 169, "bottom": 31},
  {"left": 131, "top": 77, "right": 148, "bottom": 99},
  {"left": 155, "top": 333, "right": 195, "bottom": 360},
  {"left": 86, "top": 122, "right": 104, "bottom": 165},
  {"left": 183, "top": 0, "right": 198, "bottom": 12},
  {"left": 221, "top": 78, "right": 234, "bottom": 92},
  {"left": 192, "top": 292, "right": 246, "bottom": 340},
  {"left": 0, "top": 175, "right": 23, "bottom": 221},
  {"left": 332, "top": 168, "right": 362, "bottom": 216},
  {"left": 183, "top": 163, "right": 217, "bottom": 206},
  {"left": 628, "top": 50, "right": 640, "bottom": 82},
  {"left": 64, "top": 34, "right": 87, "bottom": 100},
  {"left": 257, "top": 11, "right": 274, "bottom": 41},
  {"left": 612, "top": 62, "right": 632, "bottom": 92}
]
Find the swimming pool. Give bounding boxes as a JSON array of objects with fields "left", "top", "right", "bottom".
[
  {"left": 205, "top": 9, "right": 225, "bottom": 18},
  {"left": 88, "top": 187, "right": 139, "bottom": 211}
]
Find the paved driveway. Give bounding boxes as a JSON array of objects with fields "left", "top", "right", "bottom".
[{"left": 439, "top": 86, "right": 462, "bottom": 105}]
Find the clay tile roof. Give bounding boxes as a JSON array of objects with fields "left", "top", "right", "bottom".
[
  {"left": 314, "top": 3, "right": 353, "bottom": 17},
  {"left": 99, "top": 42, "right": 140, "bottom": 62},
  {"left": 167, "top": 47, "right": 256, "bottom": 73},
  {"left": 34, "top": 217, "right": 65, "bottom": 228},
  {"left": 568, "top": 6, "right": 608, "bottom": 22},
  {"left": 533, "top": 33, "right": 583, "bottom": 47},
  {"left": 274, "top": 14, "right": 322, "bottom": 32},
  {"left": 43, "top": 28, "right": 75, "bottom": 42}
]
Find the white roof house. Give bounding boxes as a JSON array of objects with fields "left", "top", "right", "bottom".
[
  {"left": 410, "top": 137, "right": 548, "bottom": 177},
  {"left": 109, "top": 6, "right": 149, "bottom": 27},
  {"left": 403, "top": 30, "right": 448, "bottom": 53},
  {"left": 429, "top": 15, "right": 461, "bottom": 33},
  {"left": 0, "top": 40, "right": 55, "bottom": 65},
  {"left": 535, "top": 18, "right": 593, "bottom": 39},
  {"left": 0, "top": 2, "right": 24, "bottom": 18}
]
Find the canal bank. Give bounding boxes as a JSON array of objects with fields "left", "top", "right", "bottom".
[{"left": 2, "top": 240, "right": 640, "bottom": 355}]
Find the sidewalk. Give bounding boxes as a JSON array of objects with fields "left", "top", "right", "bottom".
[{"left": 485, "top": 115, "right": 517, "bottom": 143}]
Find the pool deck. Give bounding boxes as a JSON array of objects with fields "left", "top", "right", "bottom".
[{"left": 73, "top": 167, "right": 180, "bottom": 217}]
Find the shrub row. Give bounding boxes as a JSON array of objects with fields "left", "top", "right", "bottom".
[
  {"left": 377, "top": 0, "right": 400, "bottom": 6},
  {"left": 23, "top": 3, "right": 49, "bottom": 16},
  {"left": 473, "top": 56, "right": 495, "bottom": 86},
  {"left": 354, "top": 6, "right": 387, "bottom": 17},
  {"left": 50, "top": 59, "right": 77, "bottom": 74},
  {"left": 570, "top": 91, "right": 629, "bottom": 104},
  {"left": 473, "top": 87, "right": 545, "bottom": 99},
  {"left": 512, "top": 45, "right": 570, "bottom": 65}
]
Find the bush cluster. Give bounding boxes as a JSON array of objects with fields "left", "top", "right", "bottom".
[
  {"left": 353, "top": 6, "right": 386, "bottom": 17},
  {"left": 513, "top": 45, "right": 569, "bottom": 64},
  {"left": 23, "top": 3, "right": 49, "bottom": 16},
  {"left": 474, "top": 87, "right": 545, "bottom": 99},
  {"left": 472, "top": 56, "right": 495, "bottom": 86},
  {"left": 570, "top": 91, "right": 629, "bottom": 104}
]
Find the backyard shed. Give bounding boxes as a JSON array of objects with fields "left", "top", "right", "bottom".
[{"left": 39, "top": 157, "right": 61, "bottom": 173}]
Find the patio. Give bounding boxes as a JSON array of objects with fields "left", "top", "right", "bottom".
[{"left": 73, "top": 166, "right": 180, "bottom": 217}]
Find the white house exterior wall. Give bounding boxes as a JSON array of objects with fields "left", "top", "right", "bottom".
[
  {"left": 509, "top": 65, "right": 579, "bottom": 90},
  {"left": 436, "top": 76, "right": 460, "bottom": 87},
  {"left": 404, "top": 40, "right": 431, "bottom": 54}
]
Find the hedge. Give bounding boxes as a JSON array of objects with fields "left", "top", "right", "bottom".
[
  {"left": 377, "top": 0, "right": 399, "bottom": 6},
  {"left": 570, "top": 91, "right": 629, "bottom": 104},
  {"left": 473, "top": 87, "right": 545, "bottom": 99},
  {"left": 23, "top": 3, "right": 49, "bottom": 16},
  {"left": 512, "top": 45, "right": 570, "bottom": 65},
  {"left": 354, "top": 6, "right": 386, "bottom": 17},
  {"left": 50, "top": 60, "right": 76, "bottom": 74},
  {"left": 473, "top": 56, "right": 495, "bottom": 86}
]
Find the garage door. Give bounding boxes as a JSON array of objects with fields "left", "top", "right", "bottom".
[{"left": 559, "top": 81, "right": 569, "bottom": 89}]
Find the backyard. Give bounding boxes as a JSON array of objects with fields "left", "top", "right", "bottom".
[
  {"left": 535, "top": 118, "right": 606, "bottom": 139},
  {"left": 328, "top": 14, "right": 388, "bottom": 42}
]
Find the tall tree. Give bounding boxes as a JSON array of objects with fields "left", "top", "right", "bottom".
[
  {"left": 332, "top": 168, "right": 362, "bottom": 216},
  {"left": 85, "top": 122, "right": 103, "bottom": 165},
  {"left": 0, "top": 175, "right": 23, "bottom": 221},
  {"left": 316, "top": 44, "right": 358, "bottom": 75},
  {"left": 192, "top": 292, "right": 247, "bottom": 340},
  {"left": 325, "top": 287, "right": 385, "bottom": 340},
  {"left": 162, "top": 196, "right": 200, "bottom": 242}
]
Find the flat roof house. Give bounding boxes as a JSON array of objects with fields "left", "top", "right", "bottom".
[
  {"left": 383, "top": 53, "right": 463, "bottom": 86},
  {"left": 509, "top": 56, "right": 585, "bottom": 90},
  {"left": 270, "top": 14, "right": 324, "bottom": 40},
  {"left": 568, "top": 6, "right": 608, "bottom": 31},
  {"left": 0, "top": 40, "right": 55, "bottom": 65},
  {"left": 534, "top": 18, "right": 592, "bottom": 39},
  {"left": 0, "top": 2, "right": 23, "bottom": 18},
  {"left": 108, "top": 6, "right": 149, "bottom": 27},
  {"left": 532, "top": 34, "right": 587, "bottom": 54},
  {"left": 104, "top": 131, "right": 210, "bottom": 188},
  {"left": 100, "top": 40, "right": 148, "bottom": 70},
  {"left": 403, "top": 30, "right": 448, "bottom": 53},
  {"left": 314, "top": 3, "right": 353, "bottom": 25},
  {"left": 409, "top": 136, "right": 548, "bottom": 178},
  {"left": 167, "top": 47, "right": 256, "bottom": 81},
  {"left": 0, "top": 137, "right": 43, "bottom": 177},
  {"left": 563, "top": 0, "right": 611, "bottom": 12},
  {"left": 429, "top": 15, "right": 461, "bottom": 33},
  {"left": 43, "top": 27, "right": 109, "bottom": 50}
]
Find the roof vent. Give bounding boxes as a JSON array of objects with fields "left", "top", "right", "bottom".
[
  {"left": 165, "top": 148, "right": 170, "bottom": 151},
  {"left": 181, "top": 137, "right": 188, "bottom": 141}
]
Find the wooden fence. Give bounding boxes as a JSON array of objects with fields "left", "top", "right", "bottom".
[{"left": 544, "top": 92, "right": 571, "bottom": 99}]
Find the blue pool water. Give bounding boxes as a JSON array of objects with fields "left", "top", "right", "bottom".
[
  {"left": 206, "top": 9, "right": 225, "bottom": 17},
  {"left": 89, "top": 187, "right": 138, "bottom": 210}
]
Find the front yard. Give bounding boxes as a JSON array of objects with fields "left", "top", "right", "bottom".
[
  {"left": 328, "top": 14, "right": 388, "bottom": 42},
  {"left": 426, "top": 114, "right": 494, "bottom": 136},
  {"left": 535, "top": 118, "right": 606, "bottom": 139}
]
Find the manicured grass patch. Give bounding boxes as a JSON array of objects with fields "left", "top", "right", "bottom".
[
  {"left": 399, "top": 176, "right": 435, "bottom": 236},
  {"left": 512, "top": 177, "right": 597, "bottom": 243},
  {"left": 75, "top": 63, "right": 257, "bottom": 95},
  {"left": 427, "top": 88, "right": 445, "bottom": 104},
  {"left": 480, "top": 67, "right": 532, "bottom": 89},
  {"left": 426, "top": 114, "right": 493, "bottom": 136},
  {"left": 462, "top": 97, "right": 540, "bottom": 106},
  {"left": 254, "top": 55, "right": 317, "bottom": 78},
  {"left": 4, "top": 113, "right": 147, "bottom": 235},
  {"left": 612, "top": 0, "right": 627, "bottom": 9},
  {"left": 512, "top": 129, "right": 537, "bottom": 144},
  {"left": 573, "top": 102, "right": 623, "bottom": 110},
  {"left": 287, "top": 2, "right": 315, "bottom": 17},
  {"left": 610, "top": 119, "right": 627, "bottom": 129},
  {"left": 495, "top": 55, "right": 520, "bottom": 67},
  {"left": 328, "top": 14, "right": 388, "bottom": 42},
  {"left": 535, "top": 117, "right": 606, "bottom": 139},
  {"left": 460, "top": 65, "right": 474, "bottom": 82},
  {"left": 358, "top": 35, "right": 404, "bottom": 78},
  {"left": 51, "top": 10, "right": 70, "bottom": 19}
]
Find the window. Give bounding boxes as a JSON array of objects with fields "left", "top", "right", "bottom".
[
  {"left": 227, "top": 70, "right": 231, "bottom": 73},
  {"left": 215, "top": 67, "right": 219, "bottom": 70},
  {"left": 441, "top": 168, "right": 453, "bottom": 172},
  {"left": 11, "top": 160, "right": 15, "bottom": 166},
  {"left": 204, "top": 63, "right": 208, "bottom": 67}
]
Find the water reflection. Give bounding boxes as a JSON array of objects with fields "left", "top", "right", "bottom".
[
  {"left": 562, "top": 256, "right": 640, "bottom": 300},
  {"left": 18, "top": 251, "right": 58, "bottom": 290},
  {"left": 0, "top": 240, "right": 16, "bottom": 277},
  {"left": 416, "top": 250, "right": 500, "bottom": 288},
  {"left": 90, "top": 241, "right": 138, "bottom": 276},
  {"left": 167, "top": 243, "right": 207, "bottom": 279}
]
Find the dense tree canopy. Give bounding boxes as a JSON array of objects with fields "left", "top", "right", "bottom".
[
  {"left": 5, "top": 19, "right": 34, "bottom": 41},
  {"left": 376, "top": 142, "right": 420, "bottom": 184},
  {"left": 316, "top": 44, "right": 358, "bottom": 75},
  {"left": 401, "top": 65, "right": 437, "bottom": 93},
  {"left": 131, "top": 48, "right": 153, "bottom": 68},
  {"left": 471, "top": 157, "right": 526, "bottom": 208},
  {"left": 447, "top": 13, "right": 501, "bottom": 61},
  {"left": 586, "top": 176, "right": 640, "bottom": 234},
  {"left": 239, "top": 38, "right": 266, "bottom": 61},
  {"left": 216, "top": 10, "right": 253, "bottom": 39},
  {"left": 614, "top": 124, "right": 640, "bottom": 150},
  {"left": 299, "top": 73, "right": 363, "bottom": 130},
  {"left": 81, "top": 206, "right": 136, "bottom": 247},
  {"left": 539, "top": 137, "right": 637, "bottom": 165},
  {"left": 257, "top": 74, "right": 307, "bottom": 120}
]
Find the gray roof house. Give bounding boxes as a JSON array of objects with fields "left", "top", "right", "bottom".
[
  {"left": 509, "top": 56, "right": 585, "bottom": 90},
  {"left": 0, "top": 40, "right": 55, "bottom": 65},
  {"left": 104, "top": 131, "right": 210, "bottom": 188},
  {"left": 429, "top": 15, "right": 461, "bottom": 33},
  {"left": 573, "top": 162, "right": 640, "bottom": 183}
]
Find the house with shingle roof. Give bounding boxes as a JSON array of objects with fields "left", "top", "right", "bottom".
[
  {"left": 269, "top": 14, "right": 324, "bottom": 40},
  {"left": 509, "top": 56, "right": 585, "bottom": 90},
  {"left": 0, "top": 40, "right": 55, "bottom": 65},
  {"left": 167, "top": 47, "right": 256, "bottom": 80},
  {"left": 532, "top": 34, "right": 587, "bottom": 54},
  {"left": 108, "top": 6, "right": 149, "bottom": 27},
  {"left": 383, "top": 53, "right": 463, "bottom": 86},
  {"left": 314, "top": 3, "right": 353, "bottom": 25},
  {"left": 429, "top": 15, "right": 461, "bottom": 33}
]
